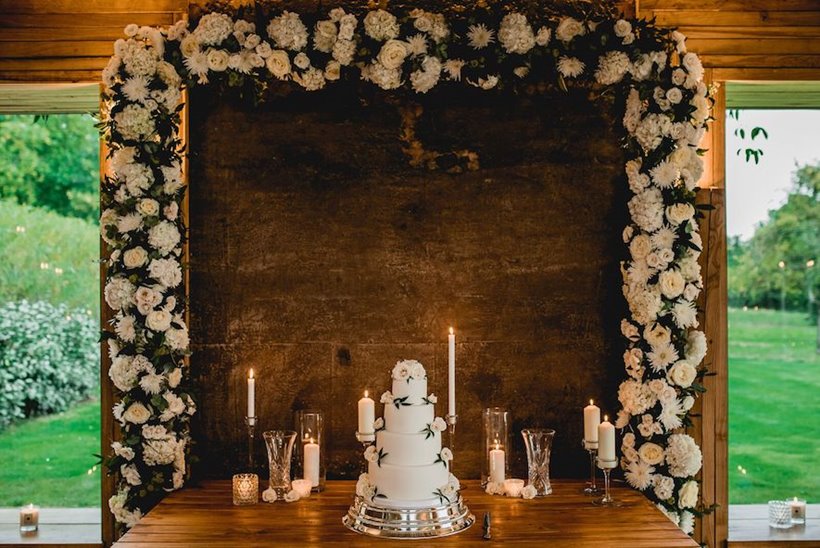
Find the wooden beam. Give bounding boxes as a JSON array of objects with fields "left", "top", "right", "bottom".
[
  {"left": 0, "top": 0, "right": 186, "bottom": 14},
  {"left": 641, "top": 0, "right": 820, "bottom": 11},
  {"left": 651, "top": 10, "right": 820, "bottom": 27},
  {"left": 0, "top": 82, "right": 99, "bottom": 113}
]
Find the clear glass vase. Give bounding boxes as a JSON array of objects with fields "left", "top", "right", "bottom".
[
  {"left": 481, "top": 407, "right": 511, "bottom": 487},
  {"left": 295, "top": 409, "right": 325, "bottom": 492},
  {"left": 264, "top": 430, "right": 297, "bottom": 498},
  {"left": 522, "top": 428, "right": 555, "bottom": 496}
]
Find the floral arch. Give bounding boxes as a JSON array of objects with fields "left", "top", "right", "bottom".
[{"left": 99, "top": 1, "right": 713, "bottom": 536}]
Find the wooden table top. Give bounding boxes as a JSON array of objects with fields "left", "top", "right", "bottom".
[{"left": 116, "top": 479, "right": 698, "bottom": 547}]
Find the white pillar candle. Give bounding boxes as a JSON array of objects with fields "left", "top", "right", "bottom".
[
  {"left": 304, "top": 439, "right": 320, "bottom": 487},
  {"left": 489, "top": 445, "right": 505, "bottom": 483},
  {"left": 448, "top": 327, "right": 456, "bottom": 418},
  {"left": 503, "top": 478, "right": 525, "bottom": 497},
  {"left": 357, "top": 391, "right": 375, "bottom": 434},
  {"left": 19, "top": 504, "right": 39, "bottom": 531},
  {"left": 247, "top": 369, "right": 255, "bottom": 420},
  {"left": 597, "top": 416, "right": 616, "bottom": 467},
  {"left": 583, "top": 399, "right": 601, "bottom": 444}
]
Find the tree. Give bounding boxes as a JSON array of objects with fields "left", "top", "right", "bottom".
[
  {"left": 730, "top": 163, "right": 819, "bottom": 316},
  {"left": 0, "top": 114, "right": 99, "bottom": 221}
]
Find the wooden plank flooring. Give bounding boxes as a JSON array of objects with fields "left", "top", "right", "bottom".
[{"left": 116, "top": 479, "right": 698, "bottom": 547}]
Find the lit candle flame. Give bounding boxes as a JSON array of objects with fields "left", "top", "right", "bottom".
[
  {"left": 589, "top": 399, "right": 594, "bottom": 405},
  {"left": 604, "top": 414, "right": 609, "bottom": 422},
  {"left": 364, "top": 389, "right": 368, "bottom": 398},
  {"left": 449, "top": 327, "right": 454, "bottom": 335},
  {"left": 249, "top": 368, "right": 254, "bottom": 379}
]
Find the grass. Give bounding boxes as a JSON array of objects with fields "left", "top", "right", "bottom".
[
  {"left": 729, "top": 307, "right": 819, "bottom": 504},
  {"left": 0, "top": 399, "right": 101, "bottom": 507}
]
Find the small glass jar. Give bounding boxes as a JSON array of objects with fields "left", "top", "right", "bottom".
[
  {"left": 295, "top": 409, "right": 325, "bottom": 492},
  {"left": 481, "top": 407, "right": 511, "bottom": 487},
  {"left": 768, "top": 500, "right": 793, "bottom": 529},
  {"left": 232, "top": 473, "right": 259, "bottom": 505}
]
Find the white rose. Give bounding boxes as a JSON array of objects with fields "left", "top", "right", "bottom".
[
  {"left": 123, "top": 247, "right": 148, "bottom": 268},
  {"left": 324, "top": 60, "right": 341, "bottom": 81},
  {"left": 137, "top": 198, "right": 159, "bottom": 217},
  {"left": 629, "top": 234, "right": 651, "bottom": 260},
  {"left": 266, "top": 50, "right": 291, "bottom": 79},
  {"left": 123, "top": 402, "right": 151, "bottom": 424},
  {"left": 666, "top": 203, "right": 695, "bottom": 226},
  {"left": 180, "top": 34, "right": 201, "bottom": 57},
  {"left": 678, "top": 480, "right": 699, "bottom": 508},
  {"left": 682, "top": 395, "right": 695, "bottom": 411},
  {"left": 668, "top": 361, "right": 697, "bottom": 388},
  {"left": 146, "top": 309, "right": 173, "bottom": 332},
  {"left": 377, "top": 39, "right": 408, "bottom": 70},
  {"left": 659, "top": 270, "right": 685, "bottom": 299},
  {"left": 521, "top": 484, "right": 537, "bottom": 499},
  {"left": 294, "top": 52, "right": 310, "bottom": 70},
  {"left": 638, "top": 442, "right": 665, "bottom": 465},
  {"left": 555, "top": 17, "right": 585, "bottom": 42},
  {"left": 206, "top": 48, "right": 229, "bottom": 71},
  {"left": 614, "top": 20, "right": 632, "bottom": 38},
  {"left": 666, "top": 87, "right": 683, "bottom": 104}
]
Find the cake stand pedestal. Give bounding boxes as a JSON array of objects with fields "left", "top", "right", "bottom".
[{"left": 343, "top": 495, "right": 474, "bottom": 539}]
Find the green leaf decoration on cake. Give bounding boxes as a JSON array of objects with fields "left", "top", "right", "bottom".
[
  {"left": 376, "top": 447, "right": 388, "bottom": 468},
  {"left": 433, "top": 488, "right": 451, "bottom": 505},
  {"left": 392, "top": 395, "right": 412, "bottom": 409}
]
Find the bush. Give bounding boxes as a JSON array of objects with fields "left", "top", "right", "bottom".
[
  {"left": 0, "top": 199, "right": 99, "bottom": 315},
  {"left": 0, "top": 300, "right": 99, "bottom": 428}
]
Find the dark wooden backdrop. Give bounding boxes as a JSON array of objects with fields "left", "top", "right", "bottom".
[{"left": 187, "top": 85, "right": 628, "bottom": 480}]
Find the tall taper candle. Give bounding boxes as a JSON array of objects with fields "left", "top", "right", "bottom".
[
  {"left": 597, "top": 415, "right": 616, "bottom": 465},
  {"left": 358, "top": 390, "right": 375, "bottom": 434},
  {"left": 247, "top": 369, "right": 255, "bottom": 419},
  {"left": 583, "top": 399, "right": 600, "bottom": 444},
  {"left": 448, "top": 327, "right": 456, "bottom": 418}
]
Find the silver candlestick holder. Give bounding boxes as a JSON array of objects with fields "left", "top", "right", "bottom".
[
  {"left": 245, "top": 416, "right": 257, "bottom": 470},
  {"left": 582, "top": 439, "right": 600, "bottom": 495},
  {"left": 593, "top": 457, "right": 621, "bottom": 507}
]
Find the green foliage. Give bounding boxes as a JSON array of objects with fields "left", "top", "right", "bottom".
[
  {"left": 0, "top": 399, "right": 100, "bottom": 506},
  {"left": 728, "top": 109, "right": 768, "bottom": 165},
  {"left": 0, "top": 114, "right": 99, "bottom": 221},
  {"left": 728, "top": 163, "right": 819, "bottom": 314},
  {"left": 0, "top": 199, "right": 100, "bottom": 313},
  {"left": 0, "top": 300, "right": 99, "bottom": 428},
  {"left": 729, "top": 307, "right": 819, "bottom": 503}
]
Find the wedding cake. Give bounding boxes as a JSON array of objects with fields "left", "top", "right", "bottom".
[{"left": 356, "top": 360, "right": 461, "bottom": 509}]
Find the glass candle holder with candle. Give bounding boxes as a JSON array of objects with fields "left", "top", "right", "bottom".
[
  {"left": 481, "top": 408, "right": 511, "bottom": 487},
  {"left": 295, "top": 409, "right": 325, "bottom": 492}
]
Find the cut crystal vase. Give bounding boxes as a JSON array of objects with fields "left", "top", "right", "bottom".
[
  {"left": 263, "top": 430, "right": 296, "bottom": 498},
  {"left": 522, "top": 428, "right": 555, "bottom": 496}
]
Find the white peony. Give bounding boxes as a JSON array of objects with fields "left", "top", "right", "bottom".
[
  {"left": 295, "top": 67, "right": 325, "bottom": 91},
  {"left": 148, "top": 221, "right": 181, "bottom": 255},
  {"left": 618, "top": 380, "right": 656, "bottom": 415},
  {"left": 638, "top": 442, "right": 665, "bottom": 465},
  {"left": 123, "top": 402, "right": 151, "bottom": 424},
  {"left": 362, "top": 62, "right": 402, "bottom": 90},
  {"left": 555, "top": 17, "right": 585, "bottom": 42},
  {"left": 123, "top": 247, "right": 148, "bottom": 269},
  {"left": 666, "top": 203, "right": 695, "bottom": 226},
  {"left": 666, "top": 434, "right": 702, "bottom": 478},
  {"left": 498, "top": 13, "right": 535, "bottom": 54},
  {"left": 410, "top": 56, "right": 442, "bottom": 94},
  {"left": 668, "top": 361, "right": 697, "bottom": 388}
]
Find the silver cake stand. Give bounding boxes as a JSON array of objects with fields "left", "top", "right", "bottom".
[{"left": 343, "top": 495, "right": 474, "bottom": 539}]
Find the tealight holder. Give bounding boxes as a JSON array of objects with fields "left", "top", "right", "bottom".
[
  {"left": 768, "top": 500, "right": 793, "bottom": 529},
  {"left": 232, "top": 473, "right": 259, "bottom": 505},
  {"left": 790, "top": 498, "right": 807, "bottom": 525},
  {"left": 19, "top": 504, "right": 38, "bottom": 534},
  {"left": 482, "top": 408, "right": 511, "bottom": 487},
  {"left": 295, "top": 410, "right": 325, "bottom": 492},
  {"left": 582, "top": 439, "right": 600, "bottom": 495}
]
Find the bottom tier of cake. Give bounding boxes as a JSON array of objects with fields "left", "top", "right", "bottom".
[{"left": 368, "top": 460, "right": 450, "bottom": 505}]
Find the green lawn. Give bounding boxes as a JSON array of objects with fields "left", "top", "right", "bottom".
[
  {"left": 0, "top": 399, "right": 100, "bottom": 507},
  {"left": 729, "top": 307, "right": 819, "bottom": 504}
]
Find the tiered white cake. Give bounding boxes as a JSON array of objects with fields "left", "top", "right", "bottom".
[{"left": 356, "top": 360, "right": 460, "bottom": 509}]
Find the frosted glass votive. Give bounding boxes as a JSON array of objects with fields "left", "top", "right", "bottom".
[
  {"left": 292, "top": 479, "right": 312, "bottom": 498},
  {"left": 233, "top": 473, "right": 259, "bottom": 505},
  {"left": 790, "top": 498, "right": 807, "bottom": 525},
  {"left": 504, "top": 479, "right": 525, "bottom": 497}
]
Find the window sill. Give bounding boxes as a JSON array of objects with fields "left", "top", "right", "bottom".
[
  {"left": 729, "top": 504, "right": 819, "bottom": 547},
  {"left": 0, "top": 508, "right": 100, "bottom": 546}
]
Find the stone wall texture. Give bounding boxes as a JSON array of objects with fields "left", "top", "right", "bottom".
[{"left": 188, "top": 85, "right": 628, "bottom": 481}]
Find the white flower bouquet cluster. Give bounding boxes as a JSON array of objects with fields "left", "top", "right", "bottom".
[{"left": 101, "top": 3, "right": 712, "bottom": 534}]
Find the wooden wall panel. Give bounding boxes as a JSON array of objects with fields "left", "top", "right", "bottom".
[{"left": 0, "top": 0, "right": 185, "bottom": 83}]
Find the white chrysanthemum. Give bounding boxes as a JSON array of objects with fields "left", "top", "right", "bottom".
[
  {"left": 651, "top": 226, "right": 676, "bottom": 251},
  {"left": 650, "top": 160, "right": 680, "bottom": 188},
  {"left": 115, "top": 314, "right": 136, "bottom": 342},
  {"left": 121, "top": 76, "right": 151, "bottom": 104},
  {"left": 647, "top": 342, "right": 679, "bottom": 373},
  {"left": 672, "top": 300, "right": 698, "bottom": 329},
  {"left": 659, "top": 397, "right": 684, "bottom": 431},
  {"left": 183, "top": 50, "right": 210, "bottom": 83},
  {"left": 557, "top": 56, "right": 585, "bottom": 78},
  {"left": 467, "top": 24, "right": 495, "bottom": 50},
  {"left": 628, "top": 188, "right": 665, "bottom": 233},
  {"left": 666, "top": 433, "right": 702, "bottom": 478},
  {"left": 443, "top": 59, "right": 465, "bottom": 81},
  {"left": 363, "top": 9, "right": 399, "bottom": 41},
  {"left": 679, "top": 510, "right": 695, "bottom": 534},
  {"left": 653, "top": 475, "right": 674, "bottom": 500},
  {"left": 140, "top": 370, "right": 164, "bottom": 395},
  {"left": 555, "top": 17, "right": 585, "bottom": 42},
  {"left": 595, "top": 51, "right": 630, "bottom": 85},
  {"left": 498, "top": 13, "right": 535, "bottom": 54},
  {"left": 105, "top": 277, "right": 136, "bottom": 311},
  {"left": 267, "top": 11, "right": 308, "bottom": 51},
  {"left": 625, "top": 459, "right": 655, "bottom": 490},
  {"left": 406, "top": 33, "right": 428, "bottom": 57}
]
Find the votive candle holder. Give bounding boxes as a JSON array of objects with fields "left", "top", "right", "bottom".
[
  {"left": 232, "top": 473, "right": 259, "bottom": 505},
  {"left": 768, "top": 500, "right": 792, "bottom": 529}
]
